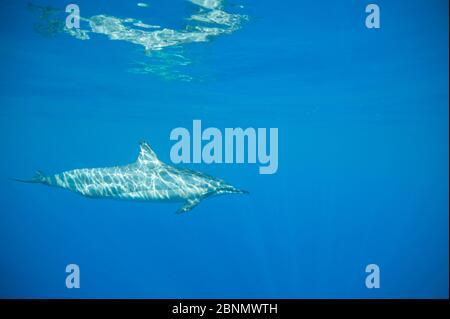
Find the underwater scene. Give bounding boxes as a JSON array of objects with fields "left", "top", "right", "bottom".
[{"left": 0, "top": 0, "right": 448, "bottom": 298}]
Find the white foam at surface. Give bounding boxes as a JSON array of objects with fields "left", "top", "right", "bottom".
[{"left": 32, "top": 0, "right": 248, "bottom": 80}]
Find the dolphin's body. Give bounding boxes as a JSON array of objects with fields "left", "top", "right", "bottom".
[{"left": 14, "top": 141, "right": 248, "bottom": 213}]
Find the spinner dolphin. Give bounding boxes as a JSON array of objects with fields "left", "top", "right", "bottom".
[{"left": 12, "top": 141, "right": 248, "bottom": 213}]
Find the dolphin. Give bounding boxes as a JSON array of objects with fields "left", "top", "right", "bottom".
[{"left": 12, "top": 141, "right": 248, "bottom": 213}]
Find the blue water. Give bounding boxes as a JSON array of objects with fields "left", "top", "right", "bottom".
[{"left": 0, "top": 0, "right": 448, "bottom": 298}]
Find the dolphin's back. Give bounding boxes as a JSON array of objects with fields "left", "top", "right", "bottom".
[{"left": 53, "top": 166, "right": 137, "bottom": 198}]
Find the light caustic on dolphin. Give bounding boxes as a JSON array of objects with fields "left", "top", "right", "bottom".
[{"left": 11, "top": 141, "right": 248, "bottom": 213}]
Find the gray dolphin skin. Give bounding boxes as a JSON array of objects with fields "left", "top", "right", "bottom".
[{"left": 13, "top": 141, "right": 248, "bottom": 213}]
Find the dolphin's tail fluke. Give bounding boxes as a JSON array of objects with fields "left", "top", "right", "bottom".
[{"left": 9, "top": 170, "right": 48, "bottom": 184}]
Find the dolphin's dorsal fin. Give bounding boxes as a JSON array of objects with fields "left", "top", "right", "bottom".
[{"left": 137, "top": 141, "right": 161, "bottom": 167}]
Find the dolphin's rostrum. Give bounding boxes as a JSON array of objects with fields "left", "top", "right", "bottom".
[{"left": 13, "top": 141, "right": 248, "bottom": 213}]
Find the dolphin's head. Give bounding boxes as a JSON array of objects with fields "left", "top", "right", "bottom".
[{"left": 214, "top": 184, "right": 249, "bottom": 196}]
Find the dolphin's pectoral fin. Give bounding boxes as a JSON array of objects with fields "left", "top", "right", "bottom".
[{"left": 176, "top": 198, "right": 202, "bottom": 214}]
